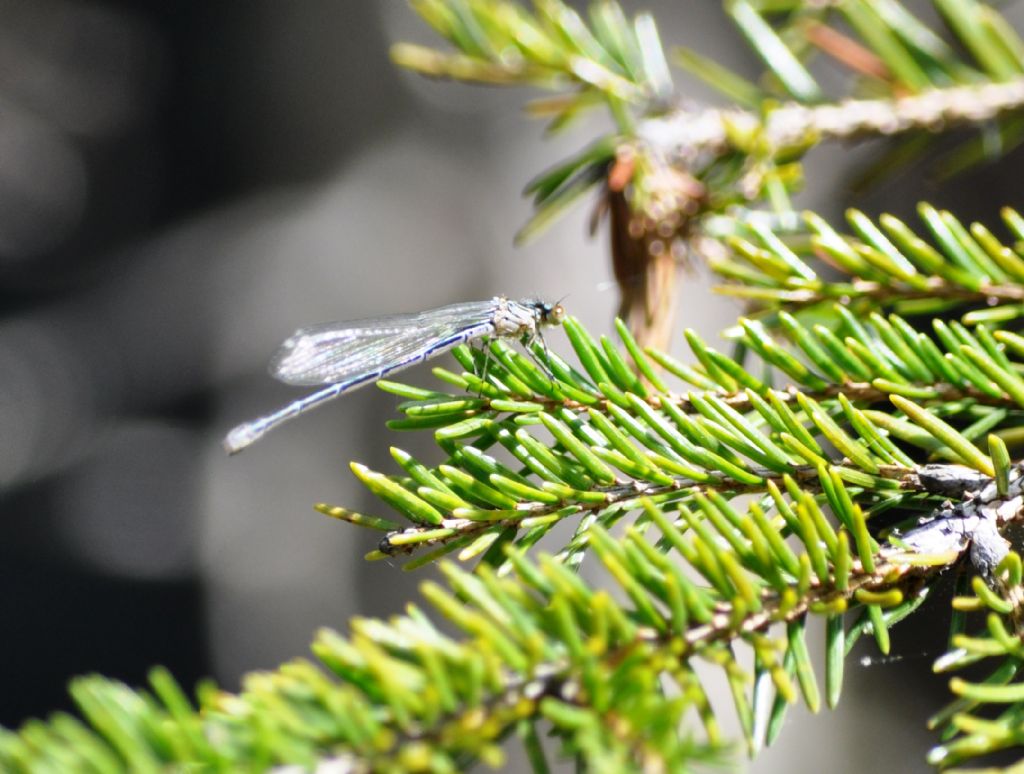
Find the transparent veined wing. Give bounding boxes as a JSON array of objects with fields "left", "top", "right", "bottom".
[{"left": 269, "top": 300, "right": 500, "bottom": 386}]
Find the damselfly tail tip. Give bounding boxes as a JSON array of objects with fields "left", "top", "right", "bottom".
[{"left": 223, "top": 422, "right": 261, "bottom": 455}]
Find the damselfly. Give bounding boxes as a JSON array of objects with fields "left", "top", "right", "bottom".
[{"left": 223, "top": 297, "right": 565, "bottom": 454}]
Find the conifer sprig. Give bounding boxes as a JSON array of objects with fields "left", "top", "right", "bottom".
[
  {"left": 324, "top": 204, "right": 1024, "bottom": 565},
  {"left": 395, "top": 1, "right": 1024, "bottom": 349},
  {"left": 927, "top": 549, "right": 1024, "bottom": 769},
  {"left": 396, "top": 1, "right": 1024, "bottom": 238},
  {"left": 9, "top": 465, "right": 1012, "bottom": 772},
  {"left": 716, "top": 205, "right": 1024, "bottom": 323}
]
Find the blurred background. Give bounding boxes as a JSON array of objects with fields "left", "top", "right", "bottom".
[{"left": 2, "top": 1, "right": 1022, "bottom": 771}]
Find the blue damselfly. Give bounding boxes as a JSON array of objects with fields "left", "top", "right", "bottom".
[{"left": 223, "top": 297, "right": 565, "bottom": 453}]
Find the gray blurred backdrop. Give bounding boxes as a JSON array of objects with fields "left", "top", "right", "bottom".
[{"left": 3, "top": 1, "right": 1023, "bottom": 771}]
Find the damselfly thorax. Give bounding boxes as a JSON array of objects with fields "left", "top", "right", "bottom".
[{"left": 223, "top": 297, "right": 565, "bottom": 454}]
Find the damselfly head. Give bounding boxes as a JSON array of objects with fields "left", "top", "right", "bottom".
[{"left": 533, "top": 300, "right": 566, "bottom": 326}]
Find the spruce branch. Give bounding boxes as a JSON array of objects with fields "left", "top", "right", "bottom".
[
  {"left": 299, "top": 202, "right": 1024, "bottom": 766},
  {"left": 713, "top": 204, "right": 1024, "bottom": 324},
  {"left": 294, "top": 203, "right": 1024, "bottom": 767},
  {"left": 926, "top": 547, "right": 1024, "bottom": 769},
  {"left": 14, "top": 199, "right": 1024, "bottom": 768},
  {"left": 10, "top": 464, "right": 1023, "bottom": 772},
  {"left": 638, "top": 77, "right": 1024, "bottom": 165},
  {"left": 319, "top": 232, "right": 1024, "bottom": 563},
  {"left": 395, "top": 0, "right": 1024, "bottom": 348}
]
